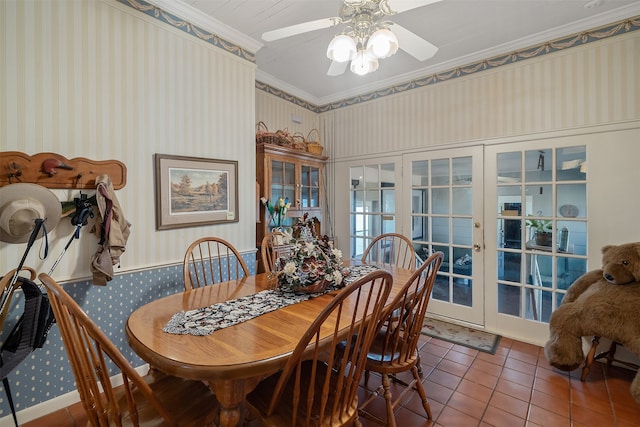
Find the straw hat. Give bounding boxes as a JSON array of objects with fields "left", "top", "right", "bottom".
[{"left": 0, "top": 183, "right": 62, "bottom": 243}]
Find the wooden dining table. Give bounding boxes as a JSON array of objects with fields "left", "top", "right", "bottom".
[{"left": 126, "top": 262, "right": 414, "bottom": 427}]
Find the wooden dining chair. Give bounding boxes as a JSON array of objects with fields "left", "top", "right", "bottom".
[
  {"left": 38, "top": 273, "right": 220, "bottom": 427},
  {"left": 245, "top": 270, "right": 393, "bottom": 427},
  {"left": 361, "top": 233, "right": 417, "bottom": 272},
  {"left": 260, "top": 230, "right": 294, "bottom": 273},
  {"left": 358, "top": 251, "right": 444, "bottom": 427},
  {"left": 183, "top": 237, "right": 249, "bottom": 290}
]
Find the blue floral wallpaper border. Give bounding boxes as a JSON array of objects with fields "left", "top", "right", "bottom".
[
  {"left": 117, "top": 0, "right": 256, "bottom": 63},
  {"left": 117, "top": 0, "right": 638, "bottom": 114}
]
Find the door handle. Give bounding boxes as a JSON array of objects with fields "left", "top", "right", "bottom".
[{"left": 474, "top": 243, "right": 481, "bottom": 252}]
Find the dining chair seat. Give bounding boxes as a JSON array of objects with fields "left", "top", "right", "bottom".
[
  {"left": 39, "top": 273, "right": 220, "bottom": 427},
  {"left": 246, "top": 270, "right": 393, "bottom": 427}
]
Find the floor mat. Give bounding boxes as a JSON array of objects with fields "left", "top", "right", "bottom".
[{"left": 422, "top": 317, "right": 501, "bottom": 354}]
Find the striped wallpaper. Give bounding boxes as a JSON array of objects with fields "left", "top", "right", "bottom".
[{"left": 319, "top": 32, "right": 640, "bottom": 159}]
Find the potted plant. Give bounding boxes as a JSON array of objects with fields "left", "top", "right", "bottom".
[{"left": 526, "top": 218, "right": 553, "bottom": 246}]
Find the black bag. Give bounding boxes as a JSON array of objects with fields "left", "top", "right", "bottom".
[{"left": 1, "top": 276, "right": 56, "bottom": 378}]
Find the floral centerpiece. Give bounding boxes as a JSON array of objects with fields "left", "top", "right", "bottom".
[
  {"left": 273, "top": 233, "right": 346, "bottom": 293},
  {"left": 260, "top": 196, "right": 291, "bottom": 227}
]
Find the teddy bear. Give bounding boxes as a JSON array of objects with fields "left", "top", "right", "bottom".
[{"left": 544, "top": 242, "right": 640, "bottom": 402}]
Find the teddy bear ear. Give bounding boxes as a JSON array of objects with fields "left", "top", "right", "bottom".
[{"left": 601, "top": 245, "right": 613, "bottom": 255}]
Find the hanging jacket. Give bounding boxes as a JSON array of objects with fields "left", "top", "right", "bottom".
[{"left": 90, "top": 174, "right": 131, "bottom": 286}]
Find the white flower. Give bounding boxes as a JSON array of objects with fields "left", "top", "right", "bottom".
[
  {"left": 283, "top": 262, "right": 297, "bottom": 275},
  {"left": 332, "top": 270, "right": 343, "bottom": 284},
  {"left": 331, "top": 248, "right": 342, "bottom": 259}
]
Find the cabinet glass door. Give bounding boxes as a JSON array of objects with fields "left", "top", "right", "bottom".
[
  {"left": 300, "top": 165, "right": 320, "bottom": 208},
  {"left": 269, "top": 159, "right": 295, "bottom": 228}
]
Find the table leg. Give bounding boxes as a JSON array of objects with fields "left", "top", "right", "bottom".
[{"left": 208, "top": 377, "right": 261, "bottom": 427}]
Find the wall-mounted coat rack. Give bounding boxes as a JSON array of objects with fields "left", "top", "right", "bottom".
[{"left": 0, "top": 151, "right": 127, "bottom": 190}]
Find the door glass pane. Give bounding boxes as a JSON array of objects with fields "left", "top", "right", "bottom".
[
  {"left": 412, "top": 161, "right": 429, "bottom": 186},
  {"left": 452, "top": 218, "right": 472, "bottom": 245},
  {"left": 432, "top": 188, "right": 449, "bottom": 214},
  {"left": 453, "top": 279, "right": 472, "bottom": 306},
  {"left": 382, "top": 216, "right": 395, "bottom": 234},
  {"left": 499, "top": 218, "right": 522, "bottom": 249},
  {"left": 432, "top": 217, "right": 450, "bottom": 244},
  {"left": 557, "top": 184, "right": 586, "bottom": 218},
  {"left": 497, "top": 187, "right": 522, "bottom": 215},
  {"left": 498, "top": 251, "right": 521, "bottom": 282},
  {"left": 452, "top": 187, "right": 472, "bottom": 215},
  {"left": 527, "top": 253, "right": 552, "bottom": 287},
  {"left": 365, "top": 190, "right": 379, "bottom": 211},
  {"left": 498, "top": 283, "right": 521, "bottom": 316},
  {"left": 381, "top": 163, "right": 395, "bottom": 186},
  {"left": 412, "top": 216, "right": 428, "bottom": 243},
  {"left": 453, "top": 247, "right": 473, "bottom": 276},
  {"left": 525, "top": 184, "right": 552, "bottom": 217},
  {"left": 433, "top": 275, "right": 450, "bottom": 302},
  {"left": 301, "top": 187, "right": 309, "bottom": 208},
  {"left": 381, "top": 189, "right": 395, "bottom": 212},
  {"left": 497, "top": 152, "right": 521, "bottom": 183},
  {"left": 301, "top": 166, "right": 309, "bottom": 186},
  {"left": 363, "top": 214, "right": 381, "bottom": 236},
  {"left": 284, "top": 163, "right": 295, "bottom": 185},
  {"left": 556, "top": 146, "right": 587, "bottom": 181},
  {"left": 351, "top": 190, "right": 364, "bottom": 211},
  {"left": 364, "top": 165, "right": 379, "bottom": 187},
  {"left": 310, "top": 188, "right": 318, "bottom": 207},
  {"left": 311, "top": 167, "right": 319, "bottom": 186},
  {"left": 412, "top": 189, "right": 428, "bottom": 214},
  {"left": 351, "top": 167, "right": 364, "bottom": 189},
  {"left": 557, "top": 220, "right": 587, "bottom": 256},
  {"left": 452, "top": 157, "right": 472, "bottom": 184},
  {"left": 525, "top": 149, "right": 552, "bottom": 182},
  {"left": 431, "top": 159, "right": 449, "bottom": 185},
  {"left": 557, "top": 257, "right": 587, "bottom": 291},
  {"left": 272, "top": 161, "right": 283, "bottom": 184},
  {"left": 352, "top": 214, "right": 365, "bottom": 236}
]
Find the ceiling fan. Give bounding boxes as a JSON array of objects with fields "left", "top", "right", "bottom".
[{"left": 261, "top": 0, "right": 442, "bottom": 76}]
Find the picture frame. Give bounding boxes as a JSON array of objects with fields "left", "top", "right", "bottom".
[{"left": 154, "top": 154, "right": 239, "bottom": 230}]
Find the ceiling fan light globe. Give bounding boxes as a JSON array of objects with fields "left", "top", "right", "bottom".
[
  {"left": 367, "top": 28, "right": 399, "bottom": 58},
  {"left": 350, "top": 50, "right": 378, "bottom": 76},
  {"left": 327, "top": 34, "right": 356, "bottom": 62}
]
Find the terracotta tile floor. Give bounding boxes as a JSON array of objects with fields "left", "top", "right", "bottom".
[{"left": 23, "top": 335, "right": 640, "bottom": 426}]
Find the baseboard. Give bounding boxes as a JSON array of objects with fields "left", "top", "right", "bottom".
[{"left": 0, "top": 364, "right": 149, "bottom": 425}]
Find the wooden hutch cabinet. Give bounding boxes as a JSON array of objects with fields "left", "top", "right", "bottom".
[{"left": 256, "top": 143, "right": 328, "bottom": 268}]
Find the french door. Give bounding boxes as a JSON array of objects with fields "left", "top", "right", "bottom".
[{"left": 403, "top": 147, "right": 484, "bottom": 326}]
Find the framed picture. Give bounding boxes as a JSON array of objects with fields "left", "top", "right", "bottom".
[{"left": 154, "top": 154, "right": 239, "bottom": 230}]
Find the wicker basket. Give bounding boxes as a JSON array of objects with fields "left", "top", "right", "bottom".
[
  {"left": 292, "top": 132, "right": 307, "bottom": 151},
  {"left": 275, "top": 129, "right": 294, "bottom": 147},
  {"left": 255, "top": 121, "right": 279, "bottom": 145},
  {"left": 306, "top": 129, "right": 323, "bottom": 155}
]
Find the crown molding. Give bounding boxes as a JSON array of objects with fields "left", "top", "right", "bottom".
[{"left": 143, "top": 0, "right": 263, "bottom": 54}]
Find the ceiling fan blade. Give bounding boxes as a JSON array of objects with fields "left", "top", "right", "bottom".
[
  {"left": 392, "top": 23, "right": 438, "bottom": 61},
  {"left": 386, "top": 0, "right": 443, "bottom": 14},
  {"left": 327, "top": 60, "right": 349, "bottom": 76},
  {"left": 262, "top": 18, "right": 337, "bottom": 42}
]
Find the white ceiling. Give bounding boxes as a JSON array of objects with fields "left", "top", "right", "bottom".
[{"left": 148, "top": 0, "right": 640, "bottom": 105}]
